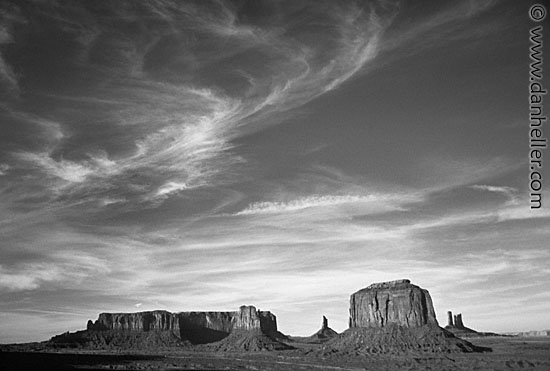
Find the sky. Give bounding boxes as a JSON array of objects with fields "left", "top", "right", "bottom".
[{"left": 0, "top": 0, "right": 549, "bottom": 343}]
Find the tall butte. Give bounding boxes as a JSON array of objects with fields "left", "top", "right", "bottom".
[
  {"left": 349, "top": 279, "right": 437, "bottom": 328},
  {"left": 324, "top": 279, "right": 491, "bottom": 354}
]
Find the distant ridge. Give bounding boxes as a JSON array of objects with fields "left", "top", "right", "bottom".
[{"left": 504, "top": 330, "right": 550, "bottom": 337}]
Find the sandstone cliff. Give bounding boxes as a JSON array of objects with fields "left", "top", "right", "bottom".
[
  {"left": 88, "top": 305, "right": 276, "bottom": 336},
  {"left": 93, "top": 310, "right": 180, "bottom": 332},
  {"left": 324, "top": 279, "right": 491, "bottom": 354},
  {"left": 51, "top": 305, "right": 287, "bottom": 350},
  {"left": 349, "top": 279, "right": 438, "bottom": 328}
]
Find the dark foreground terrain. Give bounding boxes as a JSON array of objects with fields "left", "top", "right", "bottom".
[{"left": 1, "top": 336, "right": 549, "bottom": 371}]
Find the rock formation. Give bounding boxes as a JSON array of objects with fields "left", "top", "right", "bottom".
[
  {"left": 291, "top": 315, "right": 338, "bottom": 344},
  {"left": 314, "top": 316, "right": 338, "bottom": 339},
  {"left": 45, "top": 283, "right": 494, "bottom": 354},
  {"left": 454, "top": 313, "right": 464, "bottom": 328},
  {"left": 325, "top": 279, "right": 491, "bottom": 354},
  {"left": 445, "top": 311, "right": 500, "bottom": 337},
  {"left": 92, "top": 310, "right": 181, "bottom": 332},
  {"left": 446, "top": 311, "right": 468, "bottom": 330},
  {"left": 348, "top": 279, "right": 438, "bottom": 328},
  {"left": 50, "top": 305, "right": 290, "bottom": 350},
  {"left": 202, "top": 329, "right": 293, "bottom": 352},
  {"left": 88, "top": 306, "right": 275, "bottom": 335}
]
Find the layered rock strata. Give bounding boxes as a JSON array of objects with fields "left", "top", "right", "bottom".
[
  {"left": 89, "top": 305, "right": 275, "bottom": 335},
  {"left": 349, "top": 279, "right": 438, "bottom": 328},
  {"left": 325, "top": 279, "right": 490, "bottom": 353},
  {"left": 51, "top": 305, "right": 287, "bottom": 350}
]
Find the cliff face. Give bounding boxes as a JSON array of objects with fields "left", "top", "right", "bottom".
[
  {"left": 322, "top": 280, "right": 491, "bottom": 354},
  {"left": 95, "top": 311, "right": 180, "bottom": 332},
  {"left": 90, "top": 305, "right": 277, "bottom": 336},
  {"left": 60, "top": 305, "right": 286, "bottom": 349},
  {"left": 349, "top": 279, "right": 438, "bottom": 328},
  {"left": 179, "top": 311, "right": 235, "bottom": 335}
]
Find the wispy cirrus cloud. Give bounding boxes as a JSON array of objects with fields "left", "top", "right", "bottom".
[
  {"left": 379, "top": 0, "right": 499, "bottom": 60},
  {"left": 0, "top": 163, "right": 9, "bottom": 175},
  {"left": 235, "top": 193, "right": 415, "bottom": 215},
  {"left": 470, "top": 184, "right": 517, "bottom": 194},
  {"left": 17, "top": 151, "right": 115, "bottom": 184},
  {"left": 2, "top": 0, "right": 397, "bottom": 209},
  {"left": 0, "top": 3, "right": 24, "bottom": 98},
  {"left": 0, "top": 247, "right": 110, "bottom": 293},
  {"left": 470, "top": 184, "right": 519, "bottom": 204},
  {"left": 154, "top": 181, "right": 189, "bottom": 198},
  {"left": 1, "top": 0, "right": 503, "bottom": 209},
  {"left": 0, "top": 264, "right": 64, "bottom": 292}
]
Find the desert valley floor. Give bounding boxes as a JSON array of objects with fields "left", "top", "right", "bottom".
[{"left": 2, "top": 336, "right": 550, "bottom": 371}]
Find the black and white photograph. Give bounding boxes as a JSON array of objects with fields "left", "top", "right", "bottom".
[{"left": 0, "top": 0, "right": 549, "bottom": 370}]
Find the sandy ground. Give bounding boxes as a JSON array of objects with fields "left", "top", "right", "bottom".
[{"left": 1, "top": 336, "right": 549, "bottom": 370}]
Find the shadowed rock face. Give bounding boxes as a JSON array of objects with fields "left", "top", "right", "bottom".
[
  {"left": 349, "top": 279, "right": 438, "bottom": 328},
  {"left": 454, "top": 313, "right": 464, "bottom": 328}
]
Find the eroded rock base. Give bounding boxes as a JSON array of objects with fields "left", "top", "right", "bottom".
[{"left": 322, "top": 325, "right": 491, "bottom": 355}]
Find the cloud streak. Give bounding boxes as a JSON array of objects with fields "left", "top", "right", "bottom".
[
  {"left": 471, "top": 184, "right": 519, "bottom": 205},
  {"left": 1, "top": 0, "right": 397, "bottom": 212},
  {"left": 0, "top": 264, "right": 64, "bottom": 292},
  {"left": 0, "top": 2, "right": 23, "bottom": 98},
  {"left": 235, "top": 193, "right": 414, "bottom": 215}
]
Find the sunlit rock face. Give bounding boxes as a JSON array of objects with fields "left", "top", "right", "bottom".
[
  {"left": 325, "top": 280, "right": 490, "bottom": 354},
  {"left": 91, "top": 305, "right": 277, "bottom": 335},
  {"left": 349, "top": 279, "right": 438, "bottom": 328},
  {"left": 95, "top": 311, "right": 180, "bottom": 332},
  {"left": 51, "top": 306, "right": 284, "bottom": 349}
]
